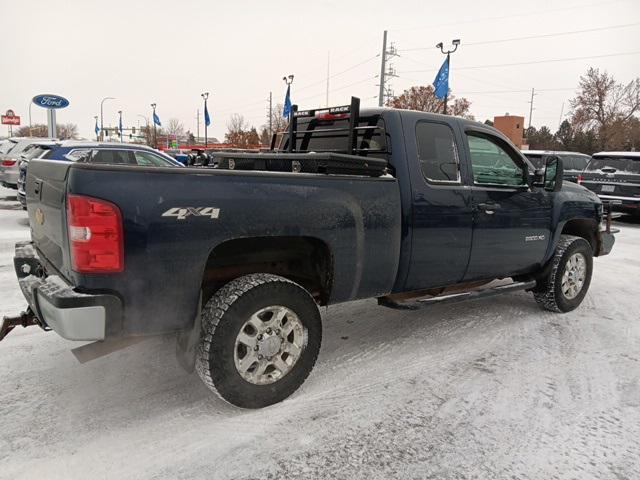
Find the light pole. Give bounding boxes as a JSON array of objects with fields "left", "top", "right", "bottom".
[
  {"left": 435, "top": 39, "right": 460, "bottom": 115},
  {"left": 28, "top": 101, "right": 33, "bottom": 137},
  {"left": 100, "top": 96, "right": 116, "bottom": 141},
  {"left": 118, "top": 110, "right": 123, "bottom": 142},
  {"left": 150, "top": 103, "right": 157, "bottom": 148},
  {"left": 283, "top": 75, "right": 295, "bottom": 152},
  {"left": 201, "top": 92, "right": 209, "bottom": 149},
  {"left": 137, "top": 114, "right": 149, "bottom": 145}
]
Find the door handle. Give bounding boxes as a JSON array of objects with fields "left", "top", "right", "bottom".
[{"left": 477, "top": 202, "right": 501, "bottom": 214}]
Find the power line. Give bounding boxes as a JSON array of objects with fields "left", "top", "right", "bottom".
[
  {"left": 214, "top": 55, "right": 379, "bottom": 116},
  {"left": 453, "top": 88, "right": 577, "bottom": 95},
  {"left": 398, "top": 50, "right": 640, "bottom": 73},
  {"left": 295, "top": 55, "right": 379, "bottom": 92},
  {"left": 389, "top": 0, "right": 631, "bottom": 32},
  {"left": 400, "top": 22, "right": 640, "bottom": 52}
]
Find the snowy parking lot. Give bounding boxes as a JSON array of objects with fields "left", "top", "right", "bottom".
[{"left": 0, "top": 184, "right": 638, "bottom": 480}]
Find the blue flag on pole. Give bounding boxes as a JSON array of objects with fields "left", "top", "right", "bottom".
[
  {"left": 282, "top": 85, "right": 292, "bottom": 118},
  {"left": 153, "top": 111, "right": 162, "bottom": 126},
  {"left": 204, "top": 103, "right": 211, "bottom": 127},
  {"left": 94, "top": 118, "right": 100, "bottom": 136},
  {"left": 433, "top": 56, "right": 450, "bottom": 99}
]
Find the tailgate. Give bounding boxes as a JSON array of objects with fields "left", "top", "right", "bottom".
[{"left": 25, "top": 159, "right": 72, "bottom": 276}]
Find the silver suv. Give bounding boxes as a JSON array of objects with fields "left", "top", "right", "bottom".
[{"left": 0, "top": 137, "right": 54, "bottom": 188}]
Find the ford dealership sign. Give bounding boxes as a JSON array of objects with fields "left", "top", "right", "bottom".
[{"left": 32, "top": 94, "right": 69, "bottom": 109}]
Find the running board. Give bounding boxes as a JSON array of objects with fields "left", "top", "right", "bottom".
[{"left": 378, "top": 280, "right": 537, "bottom": 310}]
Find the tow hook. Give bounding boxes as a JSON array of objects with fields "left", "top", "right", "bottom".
[{"left": 0, "top": 309, "right": 38, "bottom": 342}]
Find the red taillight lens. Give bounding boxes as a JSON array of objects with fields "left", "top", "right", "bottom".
[
  {"left": 577, "top": 175, "right": 583, "bottom": 184},
  {"left": 2, "top": 159, "right": 17, "bottom": 166},
  {"left": 67, "top": 194, "right": 124, "bottom": 273}
]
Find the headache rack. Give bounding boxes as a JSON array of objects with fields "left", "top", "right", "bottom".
[{"left": 213, "top": 97, "right": 390, "bottom": 177}]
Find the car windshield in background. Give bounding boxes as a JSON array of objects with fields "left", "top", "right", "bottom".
[
  {"left": 586, "top": 157, "right": 640, "bottom": 174},
  {"left": 22, "top": 145, "right": 52, "bottom": 160},
  {"left": 0, "top": 141, "right": 17, "bottom": 154},
  {"left": 523, "top": 153, "right": 545, "bottom": 169}
]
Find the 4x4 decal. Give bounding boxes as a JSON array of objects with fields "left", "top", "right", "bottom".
[{"left": 161, "top": 207, "right": 220, "bottom": 220}]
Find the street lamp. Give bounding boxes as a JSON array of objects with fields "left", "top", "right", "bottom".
[
  {"left": 435, "top": 39, "right": 461, "bottom": 115},
  {"left": 201, "top": 92, "right": 209, "bottom": 149},
  {"left": 28, "top": 101, "right": 33, "bottom": 137},
  {"left": 151, "top": 103, "right": 158, "bottom": 148},
  {"left": 137, "top": 114, "right": 149, "bottom": 145},
  {"left": 100, "top": 96, "right": 116, "bottom": 141},
  {"left": 117, "top": 110, "right": 123, "bottom": 142}
]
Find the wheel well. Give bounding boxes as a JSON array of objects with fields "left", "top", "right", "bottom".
[
  {"left": 561, "top": 218, "right": 597, "bottom": 251},
  {"left": 201, "top": 236, "right": 333, "bottom": 305}
]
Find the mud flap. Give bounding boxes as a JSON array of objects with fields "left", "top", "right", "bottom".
[{"left": 175, "top": 292, "right": 202, "bottom": 373}]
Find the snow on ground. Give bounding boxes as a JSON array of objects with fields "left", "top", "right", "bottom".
[{"left": 0, "top": 184, "right": 638, "bottom": 480}]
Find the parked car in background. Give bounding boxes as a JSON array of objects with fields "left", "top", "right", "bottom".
[
  {"left": 16, "top": 141, "right": 61, "bottom": 207},
  {"left": 16, "top": 141, "right": 182, "bottom": 207},
  {"left": 0, "top": 137, "right": 53, "bottom": 188},
  {"left": 163, "top": 149, "right": 190, "bottom": 165},
  {"left": 579, "top": 151, "right": 640, "bottom": 217},
  {"left": 522, "top": 150, "right": 591, "bottom": 183}
]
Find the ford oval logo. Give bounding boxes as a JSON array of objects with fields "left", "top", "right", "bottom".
[{"left": 32, "top": 94, "right": 70, "bottom": 109}]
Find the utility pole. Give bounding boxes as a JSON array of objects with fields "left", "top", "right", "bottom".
[
  {"left": 268, "top": 91, "right": 273, "bottom": 137},
  {"left": 378, "top": 30, "right": 388, "bottom": 107},
  {"left": 378, "top": 31, "right": 399, "bottom": 107},
  {"left": 558, "top": 101, "right": 565, "bottom": 129},
  {"left": 528, "top": 87, "right": 537, "bottom": 129},
  {"left": 326, "top": 51, "right": 330, "bottom": 107}
]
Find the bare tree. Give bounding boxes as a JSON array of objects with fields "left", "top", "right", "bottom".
[
  {"left": 225, "top": 114, "right": 249, "bottom": 145},
  {"left": 15, "top": 123, "right": 78, "bottom": 139},
  {"left": 570, "top": 68, "right": 640, "bottom": 149},
  {"left": 57, "top": 123, "right": 79, "bottom": 139},
  {"left": 166, "top": 118, "right": 185, "bottom": 140},
  {"left": 387, "top": 85, "right": 474, "bottom": 119}
]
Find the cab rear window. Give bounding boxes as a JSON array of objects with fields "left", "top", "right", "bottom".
[{"left": 586, "top": 157, "right": 640, "bottom": 174}]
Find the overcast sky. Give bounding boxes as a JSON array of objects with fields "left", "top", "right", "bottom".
[{"left": 2, "top": 0, "right": 639, "bottom": 141}]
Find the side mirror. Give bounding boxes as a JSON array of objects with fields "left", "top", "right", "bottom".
[
  {"left": 532, "top": 168, "right": 545, "bottom": 188},
  {"left": 543, "top": 155, "right": 563, "bottom": 192}
]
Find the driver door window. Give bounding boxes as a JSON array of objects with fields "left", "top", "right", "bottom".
[{"left": 467, "top": 133, "right": 526, "bottom": 187}]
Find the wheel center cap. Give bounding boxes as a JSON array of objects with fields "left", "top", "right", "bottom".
[{"left": 259, "top": 335, "right": 281, "bottom": 357}]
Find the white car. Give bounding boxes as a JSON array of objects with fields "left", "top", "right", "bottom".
[{"left": 0, "top": 137, "right": 54, "bottom": 188}]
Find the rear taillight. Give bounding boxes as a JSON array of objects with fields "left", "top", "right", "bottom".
[
  {"left": 67, "top": 194, "right": 124, "bottom": 273},
  {"left": 577, "top": 175, "right": 583, "bottom": 184},
  {"left": 2, "top": 159, "right": 17, "bottom": 166}
]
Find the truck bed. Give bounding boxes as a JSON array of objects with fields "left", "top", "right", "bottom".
[{"left": 25, "top": 159, "right": 402, "bottom": 337}]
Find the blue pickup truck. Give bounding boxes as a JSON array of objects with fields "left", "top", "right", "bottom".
[{"left": 3, "top": 98, "right": 615, "bottom": 408}]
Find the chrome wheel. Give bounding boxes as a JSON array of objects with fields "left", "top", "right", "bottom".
[
  {"left": 233, "top": 305, "right": 307, "bottom": 385},
  {"left": 561, "top": 252, "right": 587, "bottom": 300}
]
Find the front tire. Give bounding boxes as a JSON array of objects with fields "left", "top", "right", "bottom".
[
  {"left": 196, "top": 274, "right": 322, "bottom": 408},
  {"left": 533, "top": 235, "right": 593, "bottom": 312}
]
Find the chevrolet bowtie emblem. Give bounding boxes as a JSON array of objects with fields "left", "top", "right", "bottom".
[{"left": 35, "top": 208, "right": 45, "bottom": 226}]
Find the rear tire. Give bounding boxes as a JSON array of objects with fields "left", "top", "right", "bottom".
[
  {"left": 533, "top": 235, "right": 593, "bottom": 312},
  {"left": 196, "top": 274, "right": 322, "bottom": 408}
]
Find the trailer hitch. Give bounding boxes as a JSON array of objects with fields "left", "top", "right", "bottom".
[{"left": 0, "top": 309, "right": 38, "bottom": 342}]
